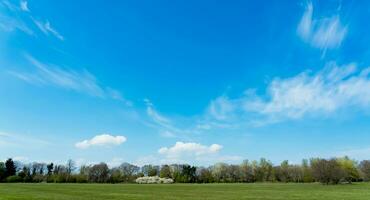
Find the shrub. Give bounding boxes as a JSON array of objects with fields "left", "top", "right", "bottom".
[
  {"left": 75, "top": 174, "right": 88, "bottom": 183},
  {"left": 135, "top": 176, "right": 173, "bottom": 184},
  {"left": 6, "top": 175, "right": 22, "bottom": 183},
  {"left": 32, "top": 174, "right": 45, "bottom": 183}
]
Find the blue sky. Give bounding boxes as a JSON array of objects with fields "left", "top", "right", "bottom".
[{"left": 1, "top": 0, "right": 370, "bottom": 166}]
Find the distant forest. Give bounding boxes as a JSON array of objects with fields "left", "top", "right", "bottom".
[{"left": 1, "top": 157, "right": 370, "bottom": 184}]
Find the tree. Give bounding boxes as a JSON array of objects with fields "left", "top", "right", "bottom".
[
  {"left": 359, "top": 160, "right": 370, "bottom": 181},
  {"left": 47, "top": 163, "right": 54, "bottom": 175},
  {"left": 240, "top": 160, "right": 254, "bottom": 182},
  {"left": 20, "top": 166, "right": 32, "bottom": 182},
  {"left": 181, "top": 165, "right": 196, "bottom": 183},
  {"left": 141, "top": 165, "right": 159, "bottom": 177},
  {"left": 279, "top": 160, "right": 290, "bottom": 182},
  {"left": 337, "top": 157, "right": 360, "bottom": 183},
  {"left": 197, "top": 167, "right": 214, "bottom": 183},
  {"left": 5, "top": 158, "right": 16, "bottom": 178},
  {"left": 0, "top": 162, "right": 5, "bottom": 181},
  {"left": 88, "top": 163, "right": 109, "bottom": 183},
  {"left": 211, "top": 163, "right": 228, "bottom": 182},
  {"left": 109, "top": 168, "right": 123, "bottom": 183},
  {"left": 160, "top": 165, "right": 172, "bottom": 178},
  {"left": 253, "top": 158, "right": 273, "bottom": 182},
  {"left": 227, "top": 165, "right": 242, "bottom": 182},
  {"left": 119, "top": 162, "right": 140, "bottom": 182},
  {"left": 66, "top": 159, "right": 76, "bottom": 175},
  {"left": 302, "top": 159, "right": 313, "bottom": 182},
  {"left": 31, "top": 162, "right": 46, "bottom": 176},
  {"left": 311, "top": 158, "right": 345, "bottom": 184}
]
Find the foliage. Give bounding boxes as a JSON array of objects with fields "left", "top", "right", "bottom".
[
  {"left": 5, "top": 175, "right": 23, "bottom": 183},
  {"left": 0, "top": 156, "right": 368, "bottom": 184}
]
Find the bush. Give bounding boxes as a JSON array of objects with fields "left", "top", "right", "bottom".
[
  {"left": 6, "top": 175, "right": 22, "bottom": 183},
  {"left": 32, "top": 174, "right": 45, "bottom": 183},
  {"left": 135, "top": 176, "right": 173, "bottom": 184},
  {"left": 75, "top": 174, "right": 88, "bottom": 183}
]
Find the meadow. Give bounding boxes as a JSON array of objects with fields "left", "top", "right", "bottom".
[{"left": 0, "top": 183, "right": 370, "bottom": 200}]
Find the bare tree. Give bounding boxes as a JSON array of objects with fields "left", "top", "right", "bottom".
[
  {"left": 66, "top": 159, "right": 76, "bottom": 175},
  {"left": 88, "top": 163, "right": 109, "bottom": 183}
]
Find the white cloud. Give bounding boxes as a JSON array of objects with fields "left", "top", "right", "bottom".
[
  {"left": 297, "top": 1, "right": 347, "bottom": 51},
  {"left": 159, "top": 142, "right": 222, "bottom": 158},
  {"left": 20, "top": 0, "right": 29, "bottom": 12},
  {"left": 9, "top": 54, "right": 131, "bottom": 104},
  {"left": 134, "top": 142, "right": 241, "bottom": 165},
  {"left": 32, "top": 18, "right": 64, "bottom": 41},
  {"left": 75, "top": 134, "right": 127, "bottom": 149}
]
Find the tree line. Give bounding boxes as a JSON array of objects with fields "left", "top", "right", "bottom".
[{"left": 1, "top": 156, "right": 370, "bottom": 184}]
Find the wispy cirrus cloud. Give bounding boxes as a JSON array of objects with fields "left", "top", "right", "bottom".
[
  {"left": 9, "top": 54, "right": 132, "bottom": 105},
  {"left": 0, "top": 0, "right": 33, "bottom": 35},
  {"left": 244, "top": 62, "right": 370, "bottom": 122},
  {"left": 297, "top": 1, "right": 347, "bottom": 52},
  {"left": 144, "top": 99, "right": 194, "bottom": 138},
  {"left": 1, "top": 0, "right": 17, "bottom": 11},
  {"left": 32, "top": 18, "right": 64, "bottom": 41},
  {"left": 0, "top": 0, "right": 64, "bottom": 40},
  {"left": 143, "top": 97, "right": 240, "bottom": 138},
  {"left": 20, "top": 0, "right": 29, "bottom": 12},
  {"left": 75, "top": 134, "right": 127, "bottom": 149},
  {"left": 0, "top": 131, "right": 51, "bottom": 147},
  {"left": 0, "top": 13, "right": 33, "bottom": 34},
  {"left": 206, "top": 62, "right": 370, "bottom": 125}
]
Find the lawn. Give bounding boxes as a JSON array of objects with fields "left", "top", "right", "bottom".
[{"left": 0, "top": 183, "right": 370, "bottom": 200}]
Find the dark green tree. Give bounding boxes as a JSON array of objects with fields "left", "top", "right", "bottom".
[
  {"left": 5, "top": 158, "right": 16, "bottom": 178},
  {"left": 47, "top": 163, "right": 54, "bottom": 175},
  {"left": 0, "top": 162, "right": 5, "bottom": 181}
]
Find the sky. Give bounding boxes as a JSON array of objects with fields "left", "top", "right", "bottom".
[{"left": 1, "top": 0, "right": 370, "bottom": 167}]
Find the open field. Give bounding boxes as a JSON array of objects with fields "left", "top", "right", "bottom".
[{"left": 0, "top": 183, "right": 370, "bottom": 200}]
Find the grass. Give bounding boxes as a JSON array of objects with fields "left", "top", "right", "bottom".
[{"left": 0, "top": 183, "right": 370, "bottom": 200}]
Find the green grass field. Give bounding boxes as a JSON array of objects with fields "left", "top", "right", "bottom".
[{"left": 0, "top": 183, "right": 370, "bottom": 200}]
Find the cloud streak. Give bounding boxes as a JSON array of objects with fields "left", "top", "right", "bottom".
[
  {"left": 0, "top": 7, "right": 33, "bottom": 35},
  {"left": 0, "top": 0, "right": 63, "bottom": 40},
  {"left": 297, "top": 1, "right": 347, "bottom": 52},
  {"left": 32, "top": 18, "right": 64, "bottom": 41},
  {"left": 0, "top": 131, "right": 51, "bottom": 147},
  {"left": 20, "top": 0, "right": 29, "bottom": 12},
  {"left": 9, "top": 54, "right": 131, "bottom": 105}
]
